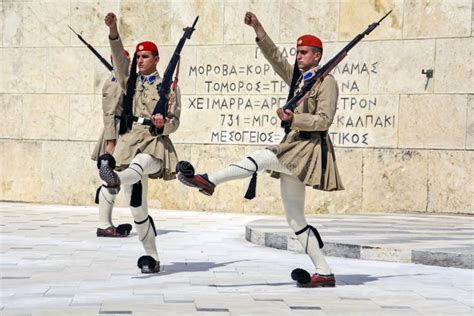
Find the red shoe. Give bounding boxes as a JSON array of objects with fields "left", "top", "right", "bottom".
[
  {"left": 96, "top": 226, "right": 129, "bottom": 237},
  {"left": 178, "top": 173, "right": 215, "bottom": 196},
  {"left": 297, "top": 273, "right": 336, "bottom": 288}
]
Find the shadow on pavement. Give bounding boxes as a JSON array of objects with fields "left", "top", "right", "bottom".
[
  {"left": 133, "top": 260, "right": 249, "bottom": 279},
  {"left": 206, "top": 273, "right": 429, "bottom": 288},
  {"left": 156, "top": 229, "right": 185, "bottom": 236},
  {"left": 336, "top": 273, "right": 429, "bottom": 285},
  {"left": 208, "top": 282, "right": 295, "bottom": 287},
  {"left": 127, "top": 229, "right": 184, "bottom": 238}
]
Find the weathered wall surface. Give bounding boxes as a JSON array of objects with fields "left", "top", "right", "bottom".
[{"left": 0, "top": 0, "right": 472, "bottom": 214}]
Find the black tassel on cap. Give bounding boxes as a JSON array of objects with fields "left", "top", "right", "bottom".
[{"left": 244, "top": 157, "right": 259, "bottom": 200}]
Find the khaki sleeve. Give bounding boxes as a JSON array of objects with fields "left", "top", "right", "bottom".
[
  {"left": 102, "top": 77, "right": 122, "bottom": 140},
  {"left": 109, "top": 37, "right": 129, "bottom": 92},
  {"left": 163, "top": 85, "right": 181, "bottom": 135},
  {"left": 257, "top": 35, "right": 293, "bottom": 85},
  {"left": 291, "top": 75, "right": 339, "bottom": 131},
  {"left": 103, "top": 114, "right": 116, "bottom": 140}
]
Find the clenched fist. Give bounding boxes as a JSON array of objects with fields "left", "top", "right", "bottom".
[
  {"left": 244, "top": 11, "right": 266, "bottom": 41},
  {"left": 244, "top": 12, "right": 259, "bottom": 28},
  {"left": 104, "top": 12, "right": 117, "bottom": 28},
  {"left": 104, "top": 12, "right": 119, "bottom": 39}
]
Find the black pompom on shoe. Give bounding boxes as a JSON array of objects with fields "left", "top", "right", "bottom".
[
  {"left": 97, "top": 154, "right": 116, "bottom": 170},
  {"left": 98, "top": 154, "right": 120, "bottom": 188},
  {"left": 291, "top": 268, "right": 311, "bottom": 284},
  {"left": 137, "top": 256, "right": 160, "bottom": 274},
  {"left": 176, "top": 160, "right": 195, "bottom": 178},
  {"left": 116, "top": 223, "right": 132, "bottom": 236}
]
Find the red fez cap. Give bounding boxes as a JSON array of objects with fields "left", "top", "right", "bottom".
[
  {"left": 135, "top": 41, "right": 159, "bottom": 54},
  {"left": 296, "top": 35, "right": 323, "bottom": 50}
]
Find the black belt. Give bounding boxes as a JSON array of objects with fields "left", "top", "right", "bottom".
[
  {"left": 115, "top": 115, "right": 153, "bottom": 126},
  {"left": 297, "top": 131, "right": 328, "bottom": 188},
  {"left": 297, "top": 130, "right": 327, "bottom": 139}
]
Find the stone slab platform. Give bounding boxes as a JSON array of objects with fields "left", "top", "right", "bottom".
[
  {"left": 245, "top": 213, "right": 473, "bottom": 269},
  {"left": 1, "top": 203, "right": 473, "bottom": 315}
]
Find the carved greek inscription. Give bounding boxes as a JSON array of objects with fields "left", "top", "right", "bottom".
[
  {"left": 184, "top": 45, "right": 394, "bottom": 146},
  {"left": 331, "top": 95, "right": 397, "bottom": 147},
  {"left": 210, "top": 130, "right": 280, "bottom": 144},
  {"left": 188, "top": 97, "right": 285, "bottom": 110}
]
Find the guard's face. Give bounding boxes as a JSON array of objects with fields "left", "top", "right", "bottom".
[
  {"left": 296, "top": 46, "right": 321, "bottom": 72},
  {"left": 136, "top": 51, "right": 159, "bottom": 75}
]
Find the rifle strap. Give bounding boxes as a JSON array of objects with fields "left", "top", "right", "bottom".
[
  {"left": 282, "top": 57, "right": 301, "bottom": 134},
  {"left": 119, "top": 54, "right": 138, "bottom": 135},
  {"left": 172, "top": 58, "right": 180, "bottom": 91},
  {"left": 286, "top": 56, "right": 301, "bottom": 102}
]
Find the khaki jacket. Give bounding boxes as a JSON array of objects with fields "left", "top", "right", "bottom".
[
  {"left": 109, "top": 37, "right": 181, "bottom": 180},
  {"left": 91, "top": 74, "right": 123, "bottom": 161},
  {"left": 258, "top": 35, "right": 344, "bottom": 191}
]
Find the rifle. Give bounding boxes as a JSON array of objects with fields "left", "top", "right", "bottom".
[
  {"left": 281, "top": 10, "right": 392, "bottom": 134},
  {"left": 68, "top": 25, "right": 113, "bottom": 72},
  {"left": 149, "top": 16, "right": 199, "bottom": 135},
  {"left": 119, "top": 53, "right": 138, "bottom": 135}
]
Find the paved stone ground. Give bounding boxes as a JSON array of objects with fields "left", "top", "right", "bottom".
[
  {"left": 0, "top": 202, "right": 473, "bottom": 315},
  {"left": 246, "top": 214, "right": 474, "bottom": 269}
]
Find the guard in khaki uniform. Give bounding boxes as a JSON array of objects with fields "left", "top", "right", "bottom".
[
  {"left": 91, "top": 51, "right": 133, "bottom": 238},
  {"left": 177, "top": 12, "right": 343, "bottom": 287},
  {"left": 98, "top": 12, "right": 181, "bottom": 274}
]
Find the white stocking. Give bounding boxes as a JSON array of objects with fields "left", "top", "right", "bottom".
[
  {"left": 208, "top": 149, "right": 291, "bottom": 185},
  {"left": 97, "top": 187, "right": 116, "bottom": 229},
  {"left": 119, "top": 153, "right": 161, "bottom": 262},
  {"left": 280, "top": 173, "right": 331, "bottom": 275},
  {"left": 117, "top": 153, "right": 162, "bottom": 185}
]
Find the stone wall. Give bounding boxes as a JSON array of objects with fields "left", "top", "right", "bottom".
[{"left": 0, "top": 0, "right": 472, "bottom": 214}]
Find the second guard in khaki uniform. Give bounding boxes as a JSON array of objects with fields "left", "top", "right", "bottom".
[
  {"left": 92, "top": 74, "right": 124, "bottom": 161},
  {"left": 98, "top": 12, "right": 181, "bottom": 274},
  {"left": 92, "top": 50, "right": 134, "bottom": 238},
  {"left": 177, "top": 12, "right": 343, "bottom": 287}
]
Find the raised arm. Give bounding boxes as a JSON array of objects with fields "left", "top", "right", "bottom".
[
  {"left": 245, "top": 11, "right": 293, "bottom": 85},
  {"left": 105, "top": 12, "right": 129, "bottom": 90}
]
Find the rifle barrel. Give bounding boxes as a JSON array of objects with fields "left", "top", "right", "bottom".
[
  {"left": 281, "top": 10, "right": 392, "bottom": 117},
  {"left": 378, "top": 10, "right": 392, "bottom": 24},
  {"left": 68, "top": 25, "right": 113, "bottom": 72},
  {"left": 192, "top": 16, "right": 199, "bottom": 28},
  {"left": 150, "top": 16, "right": 199, "bottom": 135},
  {"left": 67, "top": 25, "right": 79, "bottom": 36}
]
